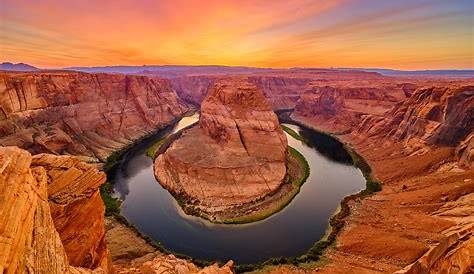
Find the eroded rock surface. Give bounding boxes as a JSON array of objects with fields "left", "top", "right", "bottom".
[
  {"left": 31, "top": 153, "right": 111, "bottom": 270},
  {"left": 288, "top": 84, "right": 474, "bottom": 273},
  {"left": 0, "top": 146, "right": 106, "bottom": 274},
  {"left": 154, "top": 79, "right": 287, "bottom": 218},
  {"left": 357, "top": 86, "right": 474, "bottom": 158},
  {"left": 0, "top": 71, "right": 188, "bottom": 162}
]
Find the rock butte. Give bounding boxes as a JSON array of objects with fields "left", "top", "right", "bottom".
[
  {"left": 154, "top": 79, "right": 288, "bottom": 219},
  {"left": 0, "top": 69, "right": 473, "bottom": 273}
]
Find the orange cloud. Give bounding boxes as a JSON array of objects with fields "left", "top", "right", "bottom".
[{"left": 1, "top": 0, "right": 472, "bottom": 69}]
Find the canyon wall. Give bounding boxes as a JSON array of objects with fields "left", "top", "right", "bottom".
[
  {"left": 288, "top": 83, "right": 474, "bottom": 273},
  {"left": 0, "top": 71, "right": 188, "bottom": 162},
  {"left": 291, "top": 83, "right": 409, "bottom": 133},
  {"left": 170, "top": 75, "right": 312, "bottom": 110},
  {"left": 32, "top": 153, "right": 111, "bottom": 270},
  {"left": 356, "top": 85, "right": 474, "bottom": 166},
  {"left": 0, "top": 146, "right": 107, "bottom": 273},
  {"left": 155, "top": 79, "right": 288, "bottom": 217}
]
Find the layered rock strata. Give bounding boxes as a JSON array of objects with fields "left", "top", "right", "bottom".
[
  {"left": 291, "top": 84, "right": 408, "bottom": 133},
  {"left": 283, "top": 84, "right": 474, "bottom": 273},
  {"left": 0, "top": 71, "right": 188, "bottom": 162},
  {"left": 32, "top": 153, "right": 111, "bottom": 270},
  {"left": 356, "top": 85, "right": 474, "bottom": 162},
  {"left": 0, "top": 146, "right": 106, "bottom": 273},
  {"left": 154, "top": 79, "right": 287, "bottom": 218}
]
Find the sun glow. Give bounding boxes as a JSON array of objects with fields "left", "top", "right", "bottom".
[{"left": 1, "top": 0, "right": 472, "bottom": 69}]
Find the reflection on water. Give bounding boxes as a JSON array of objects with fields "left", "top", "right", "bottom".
[{"left": 113, "top": 115, "right": 365, "bottom": 264}]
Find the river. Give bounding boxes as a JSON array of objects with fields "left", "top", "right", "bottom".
[{"left": 112, "top": 113, "right": 365, "bottom": 264}]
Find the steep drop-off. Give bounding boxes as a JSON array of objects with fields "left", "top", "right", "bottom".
[
  {"left": 357, "top": 85, "right": 474, "bottom": 166},
  {"left": 285, "top": 84, "right": 474, "bottom": 273},
  {"left": 154, "top": 79, "right": 288, "bottom": 220},
  {"left": 31, "top": 153, "right": 110, "bottom": 269},
  {"left": 0, "top": 146, "right": 107, "bottom": 273},
  {"left": 0, "top": 71, "right": 188, "bottom": 162},
  {"left": 291, "top": 83, "right": 411, "bottom": 133}
]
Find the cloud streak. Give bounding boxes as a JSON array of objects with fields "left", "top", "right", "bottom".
[{"left": 1, "top": 0, "right": 472, "bottom": 69}]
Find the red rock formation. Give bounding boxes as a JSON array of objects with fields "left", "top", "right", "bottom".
[
  {"left": 154, "top": 79, "right": 287, "bottom": 219},
  {"left": 31, "top": 154, "right": 111, "bottom": 270},
  {"left": 0, "top": 71, "right": 188, "bottom": 161},
  {"left": 289, "top": 83, "right": 474, "bottom": 273},
  {"left": 0, "top": 146, "right": 105, "bottom": 273},
  {"left": 170, "top": 75, "right": 311, "bottom": 110},
  {"left": 247, "top": 76, "right": 312, "bottom": 109},
  {"left": 356, "top": 86, "right": 474, "bottom": 157},
  {"left": 292, "top": 86, "right": 359, "bottom": 133},
  {"left": 140, "top": 255, "right": 233, "bottom": 274},
  {"left": 170, "top": 76, "right": 218, "bottom": 106},
  {"left": 456, "top": 133, "right": 473, "bottom": 168}
]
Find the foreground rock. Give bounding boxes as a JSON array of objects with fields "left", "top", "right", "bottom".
[
  {"left": 32, "top": 153, "right": 111, "bottom": 270},
  {"left": 154, "top": 79, "right": 288, "bottom": 220},
  {"left": 0, "top": 146, "right": 107, "bottom": 273},
  {"left": 0, "top": 71, "right": 188, "bottom": 162}
]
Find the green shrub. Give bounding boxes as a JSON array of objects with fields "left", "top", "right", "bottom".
[
  {"left": 100, "top": 182, "right": 122, "bottom": 216},
  {"left": 281, "top": 124, "right": 303, "bottom": 141}
]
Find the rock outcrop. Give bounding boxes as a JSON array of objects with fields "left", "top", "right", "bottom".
[
  {"left": 141, "top": 255, "right": 233, "bottom": 274},
  {"left": 357, "top": 86, "right": 474, "bottom": 158},
  {"left": 292, "top": 86, "right": 373, "bottom": 133},
  {"left": 31, "top": 153, "right": 111, "bottom": 270},
  {"left": 289, "top": 83, "right": 474, "bottom": 273},
  {"left": 154, "top": 79, "right": 287, "bottom": 219},
  {"left": 170, "top": 75, "right": 311, "bottom": 110},
  {"left": 0, "top": 71, "right": 188, "bottom": 162},
  {"left": 0, "top": 146, "right": 106, "bottom": 273}
]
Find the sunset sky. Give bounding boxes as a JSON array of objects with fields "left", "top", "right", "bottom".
[{"left": 1, "top": 0, "right": 473, "bottom": 69}]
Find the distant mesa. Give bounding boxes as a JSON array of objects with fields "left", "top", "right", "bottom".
[{"left": 0, "top": 62, "right": 39, "bottom": 71}]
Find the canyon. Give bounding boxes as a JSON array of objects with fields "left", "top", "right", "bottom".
[
  {"left": 0, "top": 71, "right": 188, "bottom": 163},
  {"left": 0, "top": 69, "right": 473, "bottom": 273},
  {"left": 154, "top": 79, "right": 289, "bottom": 221}
]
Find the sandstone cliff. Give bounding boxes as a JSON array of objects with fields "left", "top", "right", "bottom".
[
  {"left": 356, "top": 86, "right": 474, "bottom": 160},
  {"left": 154, "top": 79, "right": 287, "bottom": 218},
  {"left": 32, "top": 153, "right": 111, "bottom": 270},
  {"left": 0, "top": 146, "right": 106, "bottom": 273},
  {"left": 291, "top": 84, "right": 403, "bottom": 133},
  {"left": 0, "top": 71, "right": 188, "bottom": 162},
  {"left": 288, "top": 84, "right": 474, "bottom": 273},
  {"left": 170, "top": 75, "right": 312, "bottom": 110}
]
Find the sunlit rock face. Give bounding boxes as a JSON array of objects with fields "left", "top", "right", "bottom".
[
  {"left": 355, "top": 85, "right": 474, "bottom": 166},
  {"left": 0, "top": 146, "right": 109, "bottom": 274},
  {"left": 154, "top": 79, "right": 287, "bottom": 215},
  {"left": 0, "top": 71, "right": 188, "bottom": 162},
  {"left": 32, "top": 153, "right": 111, "bottom": 270}
]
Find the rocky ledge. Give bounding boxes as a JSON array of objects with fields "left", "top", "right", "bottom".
[
  {"left": 154, "top": 79, "right": 290, "bottom": 221},
  {"left": 0, "top": 146, "right": 109, "bottom": 273}
]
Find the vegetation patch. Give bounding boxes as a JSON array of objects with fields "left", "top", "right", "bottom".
[
  {"left": 346, "top": 147, "right": 382, "bottom": 196},
  {"left": 100, "top": 182, "right": 122, "bottom": 216},
  {"left": 145, "top": 138, "right": 166, "bottom": 158},
  {"left": 281, "top": 124, "right": 304, "bottom": 141}
]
